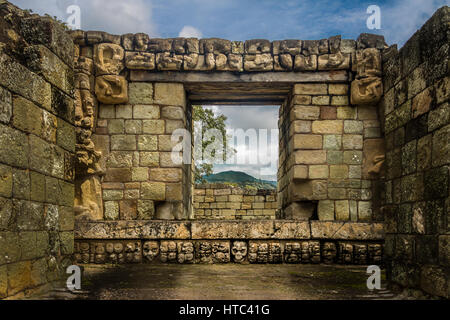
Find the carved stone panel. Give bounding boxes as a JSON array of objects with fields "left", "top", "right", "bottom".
[
  {"left": 338, "top": 242, "right": 354, "bottom": 264},
  {"left": 184, "top": 53, "right": 215, "bottom": 71},
  {"left": 354, "top": 244, "right": 368, "bottom": 264},
  {"left": 284, "top": 242, "right": 301, "bottom": 263},
  {"left": 268, "top": 242, "right": 283, "bottom": 263},
  {"left": 196, "top": 241, "right": 213, "bottom": 263},
  {"left": 248, "top": 242, "right": 270, "bottom": 263},
  {"left": 244, "top": 54, "right": 273, "bottom": 71},
  {"left": 156, "top": 52, "right": 183, "bottom": 70},
  {"left": 95, "top": 75, "right": 128, "bottom": 104},
  {"left": 177, "top": 241, "right": 194, "bottom": 264},
  {"left": 274, "top": 54, "right": 293, "bottom": 71},
  {"left": 356, "top": 48, "right": 381, "bottom": 78},
  {"left": 350, "top": 77, "right": 383, "bottom": 105},
  {"left": 368, "top": 244, "right": 383, "bottom": 264},
  {"left": 125, "top": 241, "right": 142, "bottom": 263},
  {"left": 94, "top": 43, "right": 125, "bottom": 75},
  {"left": 318, "top": 52, "right": 350, "bottom": 70},
  {"left": 322, "top": 242, "right": 337, "bottom": 264},
  {"left": 160, "top": 241, "right": 177, "bottom": 263},
  {"left": 294, "top": 55, "right": 317, "bottom": 71},
  {"left": 211, "top": 241, "right": 230, "bottom": 263},
  {"left": 125, "top": 52, "right": 155, "bottom": 70}
]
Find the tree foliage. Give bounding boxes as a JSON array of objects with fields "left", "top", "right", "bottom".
[{"left": 192, "top": 105, "right": 235, "bottom": 184}]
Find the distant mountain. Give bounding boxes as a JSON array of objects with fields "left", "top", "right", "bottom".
[{"left": 202, "top": 171, "right": 277, "bottom": 190}]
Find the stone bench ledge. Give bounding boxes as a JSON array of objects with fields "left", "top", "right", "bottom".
[{"left": 75, "top": 219, "right": 384, "bottom": 241}]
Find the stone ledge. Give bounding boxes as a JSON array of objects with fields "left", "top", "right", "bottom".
[
  {"left": 74, "top": 220, "right": 191, "bottom": 239},
  {"left": 310, "top": 221, "right": 385, "bottom": 240},
  {"left": 75, "top": 219, "right": 384, "bottom": 240}
]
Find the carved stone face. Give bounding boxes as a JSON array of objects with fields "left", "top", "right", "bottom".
[
  {"left": 143, "top": 241, "right": 159, "bottom": 262},
  {"left": 231, "top": 241, "right": 247, "bottom": 263},
  {"left": 114, "top": 243, "right": 123, "bottom": 253},
  {"left": 322, "top": 242, "right": 337, "bottom": 263},
  {"left": 134, "top": 34, "right": 149, "bottom": 51}
]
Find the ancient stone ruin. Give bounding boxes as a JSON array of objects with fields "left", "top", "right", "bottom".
[{"left": 0, "top": 1, "right": 448, "bottom": 299}]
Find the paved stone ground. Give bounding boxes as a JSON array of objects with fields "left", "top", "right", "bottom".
[{"left": 32, "top": 264, "right": 417, "bottom": 300}]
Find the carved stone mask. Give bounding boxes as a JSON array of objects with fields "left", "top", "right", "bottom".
[
  {"left": 143, "top": 241, "right": 159, "bottom": 262},
  {"left": 231, "top": 241, "right": 248, "bottom": 262}
]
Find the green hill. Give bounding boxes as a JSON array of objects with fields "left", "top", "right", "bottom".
[{"left": 202, "top": 171, "right": 277, "bottom": 190}]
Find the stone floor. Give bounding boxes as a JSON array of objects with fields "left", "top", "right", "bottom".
[{"left": 31, "top": 264, "right": 417, "bottom": 300}]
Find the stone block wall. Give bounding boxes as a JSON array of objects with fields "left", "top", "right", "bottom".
[
  {"left": 193, "top": 184, "right": 278, "bottom": 220},
  {"left": 70, "top": 30, "right": 193, "bottom": 222},
  {"left": 380, "top": 7, "right": 449, "bottom": 298},
  {"left": 0, "top": 3, "right": 75, "bottom": 299},
  {"left": 278, "top": 39, "right": 386, "bottom": 222}
]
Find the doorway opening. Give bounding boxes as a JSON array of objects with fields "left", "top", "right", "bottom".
[{"left": 192, "top": 104, "right": 280, "bottom": 220}]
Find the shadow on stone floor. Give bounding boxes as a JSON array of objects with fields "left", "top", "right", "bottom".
[{"left": 36, "top": 264, "right": 410, "bottom": 300}]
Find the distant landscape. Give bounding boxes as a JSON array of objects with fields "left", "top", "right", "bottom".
[{"left": 202, "top": 171, "right": 277, "bottom": 190}]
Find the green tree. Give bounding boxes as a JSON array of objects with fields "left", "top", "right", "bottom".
[{"left": 192, "top": 106, "right": 235, "bottom": 184}]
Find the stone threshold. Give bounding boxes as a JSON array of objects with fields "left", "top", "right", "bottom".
[{"left": 75, "top": 219, "right": 384, "bottom": 241}]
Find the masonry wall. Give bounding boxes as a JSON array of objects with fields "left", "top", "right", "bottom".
[
  {"left": 278, "top": 38, "right": 386, "bottom": 223},
  {"left": 380, "top": 6, "right": 449, "bottom": 298},
  {"left": 70, "top": 31, "right": 193, "bottom": 222},
  {"left": 0, "top": 3, "right": 75, "bottom": 299},
  {"left": 193, "top": 184, "right": 277, "bottom": 220}
]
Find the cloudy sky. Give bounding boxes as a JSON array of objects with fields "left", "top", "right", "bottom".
[{"left": 11, "top": 0, "right": 449, "bottom": 180}]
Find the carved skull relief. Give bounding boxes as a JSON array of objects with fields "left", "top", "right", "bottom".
[
  {"left": 231, "top": 241, "right": 248, "bottom": 263},
  {"left": 143, "top": 241, "right": 160, "bottom": 262}
]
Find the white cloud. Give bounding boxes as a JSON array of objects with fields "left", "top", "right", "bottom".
[
  {"left": 381, "top": 0, "right": 448, "bottom": 46},
  {"left": 12, "top": 0, "right": 157, "bottom": 36},
  {"left": 178, "top": 25, "right": 203, "bottom": 38}
]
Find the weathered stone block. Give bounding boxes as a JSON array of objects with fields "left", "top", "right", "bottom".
[
  {"left": 133, "top": 105, "right": 159, "bottom": 119},
  {"left": 432, "top": 125, "right": 450, "bottom": 167},
  {"left": 311, "top": 120, "right": 343, "bottom": 134},
  {"left": 294, "top": 150, "right": 327, "bottom": 164},
  {"left": 141, "top": 182, "right": 166, "bottom": 200},
  {"left": 0, "top": 86, "right": 12, "bottom": 124},
  {"left": 137, "top": 135, "right": 158, "bottom": 151},
  {"left": 294, "top": 84, "right": 327, "bottom": 95},
  {"left": 104, "top": 201, "right": 119, "bottom": 220},
  {"left": 0, "top": 124, "right": 29, "bottom": 168},
  {"left": 111, "top": 135, "right": 137, "bottom": 151},
  {"left": 154, "top": 83, "right": 185, "bottom": 107},
  {"left": 293, "top": 134, "right": 322, "bottom": 150},
  {"left": 290, "top": 106, "right": 320, "bottom": 120},
  {"left": 318, "top": 200, "right": 335, "bottom": 220}
]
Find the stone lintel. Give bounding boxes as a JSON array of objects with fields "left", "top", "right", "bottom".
[
  {"left": 130, "top": 70, "right": 349, "bottom": 83},
  {"left": 75, "top": 220, "right": 384, "bottom": 241}
]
